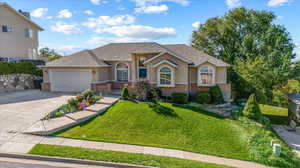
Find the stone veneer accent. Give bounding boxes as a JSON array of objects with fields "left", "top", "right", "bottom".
[{"left": 0, "top": 74, "right": 40, "bottom": 92}]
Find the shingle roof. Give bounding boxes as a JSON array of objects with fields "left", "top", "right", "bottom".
[
  {"left": 45, "top": 42, "right": 229, "bottom": 67},
  {"left": 46, "top": 50, "right": 109, "bottom": 67},
  {"left": 163, "top": 44, "right": 230, "bottom": 67}
]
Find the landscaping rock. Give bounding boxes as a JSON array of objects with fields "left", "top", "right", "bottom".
[
  {"left": 65, "top": 111, "right": 98, "bottom": 122},
  {"left": 0, "top": 74, "right": 41, "bottom": 92}
]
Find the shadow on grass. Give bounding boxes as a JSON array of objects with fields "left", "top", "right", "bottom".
[
  {"left": 264, "top": 114, "right": 289, "bottom": 125},
  {"left": 172, "top": 104, "right": 226, "bottom": 119},
  {"left": 148, "top": 102, "right": 179, "bottom": 118}
]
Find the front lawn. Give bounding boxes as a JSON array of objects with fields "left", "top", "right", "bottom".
[
  {"left": 29, "top": 144, "right": 234, "bottom": 168},
  {"left": 260, "top": 104, "right": 289, "bottom": 125},
  {"left": 56, "top": 101, "right": 250, "bottom": 160}
]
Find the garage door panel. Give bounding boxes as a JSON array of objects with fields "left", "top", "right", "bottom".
[{"left": 50, "top": 69, "right": 92, "bottom": 92}]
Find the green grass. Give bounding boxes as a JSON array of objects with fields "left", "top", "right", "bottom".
[
  {"left": 56, "top": 101, "right": 250, "bottom": 160},
  {"left": 29, "top": 144, "right": 234, "bottom": 168},
  {"left": 260, "top": 104, "right": 289, "bottom": 125}
]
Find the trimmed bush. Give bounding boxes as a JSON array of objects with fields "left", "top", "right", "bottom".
[
  {"left": 0, "top": 61, "right": 42, "bottom": 76},
  {"left": 171, "top": 92, "right": 188, "bottom": 104},
  {"left": 0, "top": 62, "right": 15, "bottom": 74},
  {"left": 147, "top": 88, "right": 162, "bottom": 100},
  {"left": 196, "top": 92, "right": 211, "bottom": 104},
  {"left": 121, "top": 87, "right": 129, "bottom": 100},
  {"left": 209, "top": 85, "right": 224, "bottom": 104},
  {"left": 243, "top": 94, "right": 262, "bottom": 120}
]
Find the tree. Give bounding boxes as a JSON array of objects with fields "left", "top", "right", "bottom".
[
  {"left": 191, "top": 8, "right": 295, "bottom": 102},
  {"left": 243, "top": 94, "right": 261, "bottom": 120},
  {"left": 38, "top": 47, "right": 62, "bottom": 62}
]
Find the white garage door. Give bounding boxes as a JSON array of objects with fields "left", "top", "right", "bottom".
[{"left": 50, "top": 69, "right": 92, "bottom": 92}]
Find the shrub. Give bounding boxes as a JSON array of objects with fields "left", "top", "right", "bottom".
[
  {"left": 171, "top": 92, "right": 188, "bottom": 104},
  {"left": 209, "top": 85, "right": 224, "bottom": 104},
  {"left": 82, "top": 90, "right": 94, "bottom": 99},
  {"left": 0, "top": 62, "right": 15, "bottom": 74},
  {"left": 196, "top": 92, "right": 211, "bottom": 104},
  {"left": 121, "top": 87, "right": 129, "bottom": 100},
  {"left": 147, "top": 88, "right": 162, "bottom": 101},
  {"left": 0, "top": 61, "right": 42, "bottom": 76},
  {"left": 243, "top": 94, "right": 262, "bottom": 120}
]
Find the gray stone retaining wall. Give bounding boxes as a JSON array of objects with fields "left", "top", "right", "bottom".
[{"left": 0, "top": 74, "right": 41, "bottom": 92}]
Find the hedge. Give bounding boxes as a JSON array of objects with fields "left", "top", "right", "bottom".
[
  {"left": 171, "top": 92, "right": 188, "bottom": 104},
  {"left": 0, "top": 62, "right": 42, "bottom": 76}
]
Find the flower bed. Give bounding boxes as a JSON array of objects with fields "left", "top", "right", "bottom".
[{"left": 43, "top": 90, "right": 101, "bottom": 120}]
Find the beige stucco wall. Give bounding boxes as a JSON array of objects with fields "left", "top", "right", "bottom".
[
  {"left": 146, "top": 53, "right": 189, "bottom": 85},
  {"left": 190, "top": 62, "right": 227, "bottom": 84},
  {"left": 0, "top": 6, "right": 40, "bottom": 59},
  {"left": 97, "top": 67, "right": 111, "bottom": 81},
  {"left": 105, "top": 61, "right": 132, "bottom": 82}
]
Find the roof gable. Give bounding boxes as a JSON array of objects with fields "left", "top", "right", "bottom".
[{"left": 0, "top": 3, "right": 43, "bottom": 31}]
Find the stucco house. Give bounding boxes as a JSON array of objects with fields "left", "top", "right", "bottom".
[
  {"left": 41, "top": 42, "right": 231, "bottom": 101},
  {"left": 0, "top": 2, "right": 43, "bottom": 60}
]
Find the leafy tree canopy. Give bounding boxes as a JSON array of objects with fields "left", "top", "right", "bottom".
[
  {"left": 38, "top": 47, "right": 62, "bottom": 62},
  {"left": 191, "top": 7, "right": 295, "bottom": 102}
]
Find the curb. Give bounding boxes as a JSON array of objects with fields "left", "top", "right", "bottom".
[{"left": 0, "top": 152, "right": 153, "bottom": 168}]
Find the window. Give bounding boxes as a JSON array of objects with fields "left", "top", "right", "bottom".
[
  {"left": 2, "top": 25, "right": 13, "bottom": 32},
  {"left": 25, "top": 28, "right": 33, "bottom": 38},
  {"left": 116, "top": 63, "right": 129, "bottom": 82},
  {"left": 199, "top": 66, "right": 215, "bottom": 85},
  {"left": 158, "top": 66, "right": 173, "bottom": 86},
  {"left": 138, "top": 57, "right": 147, "bottom": 79}
]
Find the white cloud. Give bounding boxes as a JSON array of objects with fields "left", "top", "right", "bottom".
[
  {"left": 192, "top": 21, "right": 200, "bottom": 28},
  {"left": 132, "top": 0, "right": 189, "bottom": 6},
  {"left": 135, "top": 4, "right": 168, "bottom": 14},
  {"left": 31, "top": 8, "right": 48, "bottom": 18},
  {"left": 55, "top": 45, "right": 85, "bottom": 55},
  {"left": 82, "top": 15, "right": 135, "bottom": 28},
  {"left": 267, "top": 0, "right": 291, "bottom": 7},
  {"left": 90, "top": 0, "right": 105, "bottom": 5},
  {"left": 58, "top": 9, "right": 72, "bottom": 18},
  {"left": 95, "top": 25, "right": 176, "bottom": 39},
  {"left": 225, "top": 0, "right": 241, "bottom": 8},
  {"left": 46, "top": 16, "right": 53, "bottom": 20},
  {"left": 84, "top": 10, "right": 94, "bottom": 15},
  {"left": 51, "top": 22, "right": 81, "bottom": 34}
]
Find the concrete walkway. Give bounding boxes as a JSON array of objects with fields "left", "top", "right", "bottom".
[
  {"left": 1, "top": 134, "right": 269, "bottom": 168},
  {"left": 273, "top": 125, "right": 300, "bottom": 157},
  {"left": 37, "top": 137, "right": 270, "bottom": 168},
  {"left": 0, "top": 90, "right": 74, "bottom": 142}
]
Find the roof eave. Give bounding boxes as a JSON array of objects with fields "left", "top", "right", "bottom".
[{"left": 1, "top": 3, "right": 44, "bottom": 31}]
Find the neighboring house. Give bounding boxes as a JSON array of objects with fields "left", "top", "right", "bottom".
[
  {"left": 0, "top": 2, "right": 43, "bottom": 60},
  {"left": 41, "top": 42, "right": 231, "bottom": 101}
]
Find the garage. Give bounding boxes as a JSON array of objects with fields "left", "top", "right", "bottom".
[{"left": 49, "top": 69, "right": 92, "bottom": 92}]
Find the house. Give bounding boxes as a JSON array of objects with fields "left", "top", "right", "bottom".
[
  {"left": 0, "top": 2, "right": 43, "bottom": 60},
  {"left": 41, "top": 42, "right": 231, "bottom": 101},
  {"left": 286, "top": 92, "right": 300, "bottom": 131}
]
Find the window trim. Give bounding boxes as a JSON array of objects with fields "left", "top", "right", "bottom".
[
  {"left": 157, "top": 65, "right": 175, "bottom": 87},
  {"left": 115, "top": 62, "right": 130, "bottom": 82},
  {"left": 197, "top": 65, "right": 216, "bottom": 86},
  {"left": 2, "top": 25, "right": 13, "bottom": 32}
]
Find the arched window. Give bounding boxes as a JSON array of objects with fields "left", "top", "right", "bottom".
[
  {"left": 158, "top": 66, "right": 173, "bottom": 86},
  {"left": 116, "top": 63, "right": 129, "bottom": 82},
  {"left": 199, "top": 65, "right": 215, "bottom": 85}
]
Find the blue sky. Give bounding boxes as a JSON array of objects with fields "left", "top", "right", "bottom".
[{"left": 4, "top": 0, "right": 300, "bottom": 58}]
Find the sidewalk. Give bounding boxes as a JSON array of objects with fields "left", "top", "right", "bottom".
[{"left": 37, "top": 136, "right": 270, "bottom": 168}]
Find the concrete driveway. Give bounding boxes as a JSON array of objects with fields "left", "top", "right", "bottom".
[{"left": 0, "top": 90, "right": 73, "bottom": 142}]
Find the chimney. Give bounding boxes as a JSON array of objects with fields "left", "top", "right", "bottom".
[{"left": 18, "top": 10, "right": 31, "bottom": 19}]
